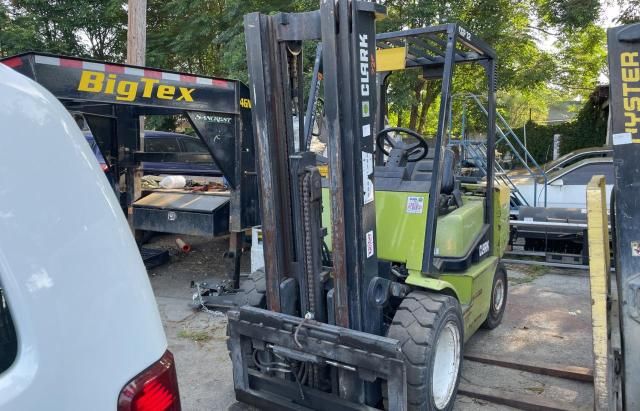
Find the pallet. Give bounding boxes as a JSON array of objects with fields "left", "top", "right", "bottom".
[{"left": 461, "top": 353, "right": 593, "bottom": 410}]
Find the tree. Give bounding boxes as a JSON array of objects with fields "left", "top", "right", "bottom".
[
  {"left": 0, "top": 0, "right": 608, "bottom": 137},
  {"left": 553, "top": 23, "right": 607, "bottom": 97},
  {"left": 74, "top": 0, "right": 126, "bottom": 60},
  {"left": 146, "top": 0, "right": 316, "bottom": 78},
  {"left": 535, "top": 0, "right": 601, "bottom": 32},
  {"left": 616, "top": 0, "right": 640, "bottom": 23},
  {"left": 376, "top": 0, "right": 604, "bottom": 134},
  {"left": 0, "top": 0, "right": 126, "bottom": 60},
  {"left": 379, "top": 0, "right": 557, "bottom": 132}
]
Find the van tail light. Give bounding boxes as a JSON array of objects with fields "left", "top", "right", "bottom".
[{"left": 117, "top": 350, "right": 181, "bottom": 411}]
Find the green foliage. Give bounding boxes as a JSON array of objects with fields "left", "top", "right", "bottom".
[
  {"left": 558, "top": 94, "right": 608, "bottom": 153},
  {"left": 145, "top": 115, "right": 178, "bottom": 132},
  {"left": 0, "top": 0, "right": 126, "bottom": 60},
  {"left": 553, "top": 23, "right": 607, "bottom": 96},
  {"left": 509, "top": 121, "right": 570, "bottom": 165},
  {"left": 618, "top": 0, "right": 640, "bottom": 23},
  {"left": 378, "top": 0, "right": 604, "bottom": 133},
  {"left": 535, "top": 0, "right": 601, "bottom": 32},
  {"left": 146, "top": 0, "right": 316, "bottom": 79},
  {"left": 0, "top": 0, "right": 608, "bottom": 140},
  {"left": 505, "top": 95, "right": 607, "bottom": 165}
]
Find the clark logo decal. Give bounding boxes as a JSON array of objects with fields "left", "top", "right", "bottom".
[{"left": 77, "top": 70, "right": 195, "bottom": 102}]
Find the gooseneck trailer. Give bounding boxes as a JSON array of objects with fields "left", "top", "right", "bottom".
[{"left": 1, "top": 52, "right": 260, "bottom": 284}]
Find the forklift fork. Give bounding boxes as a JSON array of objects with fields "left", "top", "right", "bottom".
[{"left": 228, "top": 306, "right": 407, "bottom": 411}]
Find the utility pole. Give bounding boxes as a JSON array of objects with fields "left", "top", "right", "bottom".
[
  {"left": 127, "top": 0, "right": 147, "bottom": 66},
  {"left": 126, "top": 0, "right": 147, "bottom": 232}
]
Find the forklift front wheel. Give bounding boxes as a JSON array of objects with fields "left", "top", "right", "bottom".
[
  {"left": 239, "top": 268, "right": 267, "bottom": 308},
  {"left": 386, "top": 291, "right": 463, "bottom": 411},
  {"left": 481, "top": 263, "right": 508, "bottom": 330}
]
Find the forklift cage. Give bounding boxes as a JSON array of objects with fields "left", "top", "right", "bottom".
[{"left": 375, "top": 24, "right": 498, "bottom": 274}]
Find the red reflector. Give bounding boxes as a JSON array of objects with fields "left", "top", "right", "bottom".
[
  {"left": 59, "top": 58, "right": 82, "bottom": 68},
  {"left": 2, "top": 57, "right": 22, "bottom": 68},
  {"left": 118, "top": 350, "right": 181, "bottom": 411},
  {"left": 101, "top": 163, "right": 109, "bottom": 172}
]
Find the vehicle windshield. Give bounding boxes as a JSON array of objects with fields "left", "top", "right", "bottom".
[
  {"left": 544, "top": 152, "right": 578, "bottom": 171},
  {"left": 543, "top": 147, "right": 611, "bottom": 173}
]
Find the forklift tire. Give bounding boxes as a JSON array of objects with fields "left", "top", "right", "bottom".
[
  {"left": 239, "top": 268, "right": 267, "bottom": 308},
  {"left": 226, "top": 268, "right": 266, "bottom": 358},
  {"left": 386, "top": 291, "right": 463, "bottom": 411},
  {"left": 481, "top": 263, "right": 507, "bottom": 330}
]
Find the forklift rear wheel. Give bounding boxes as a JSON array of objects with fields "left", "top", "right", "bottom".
[
  {"left": 481, "top": 263, "right": 507, "bottom": 330},
  {"left": 386, "top": 291, "right": 463, "bottom": 410}
]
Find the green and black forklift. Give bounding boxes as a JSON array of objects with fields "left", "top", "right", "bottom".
[{"left": 227, "top": 1, "right": 510, "bottom": 409}]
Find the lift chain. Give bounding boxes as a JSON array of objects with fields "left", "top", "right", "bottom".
[{"left": 300, "top": 169, "right": 319, "bottom": 388}]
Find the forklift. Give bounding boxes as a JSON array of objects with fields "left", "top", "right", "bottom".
[
  {"left": 586, "top": 22, "right": 640, "bottom": 410},
  {"left": 227, "top": 1, "right": 510, "bottom": 409}
]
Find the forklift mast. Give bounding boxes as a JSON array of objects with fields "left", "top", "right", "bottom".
[
  {"left": 607, "top": 23, "right": 640, "bottom": 410},
  {"left": 244, "top": 0, "right": 385, "bottom": 332},
  {"left": 228, "top": 1, "right": 409, "bottom": 409}
]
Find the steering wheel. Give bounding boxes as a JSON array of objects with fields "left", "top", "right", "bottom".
[{"left": 376, "top": 127, "right": 429, "bottom": 162}]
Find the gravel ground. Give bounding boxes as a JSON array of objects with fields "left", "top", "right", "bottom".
[
  {"left": 145, "top": 234, "right": 246, "bottom": 411},
  {"left": 146, "top": 234, "right": 594, "bottom": 411}
]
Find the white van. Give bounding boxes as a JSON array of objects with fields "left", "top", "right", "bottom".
[{"left": 0, "top": 64, "right": 180, "bottom": 410}]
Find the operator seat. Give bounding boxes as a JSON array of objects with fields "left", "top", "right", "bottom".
[
  {"left": 440, "top": 148, "right": 455, "bottom": 195},
  {"left": 409, "top": 149, "right": 462, "bottom": 209},
  {"left": 375, "top": 147, "right": 462, "bottom": 204},
  {"left": 440, "top": 148, "right": 463, "bottom": 209}
]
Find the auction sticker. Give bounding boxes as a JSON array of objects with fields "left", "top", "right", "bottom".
[
  {"left": 366, "top": 230, "right": 375, "bottom": 258},
  {"left": 406, "top": 196, "right": 425, "bottom": 214},
  {"left": 613, "top": 132, "right": 632, "bottom": 146}
]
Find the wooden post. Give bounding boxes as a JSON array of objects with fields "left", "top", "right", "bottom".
[
  {"left": 126, "top": 0, "right": 146, "bottom": 233},
  {"left": 586, "top": 175, "right": 613, "bottom": 410}
]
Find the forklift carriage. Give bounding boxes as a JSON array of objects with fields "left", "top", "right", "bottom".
[{"left": 1, "top": 52, "right": 260, "bottom": 278}]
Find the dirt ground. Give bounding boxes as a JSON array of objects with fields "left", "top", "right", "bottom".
[{"left": 147, "top": 234, "right": 593, "bottom": 411}]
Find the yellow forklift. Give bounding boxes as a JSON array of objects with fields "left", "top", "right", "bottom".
[{"left": 227, "top": 1, "right": 509, "bottom": 409}]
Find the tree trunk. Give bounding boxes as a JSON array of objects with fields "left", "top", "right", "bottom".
[
  {"left": 408, "top": 81, "right": 423, "bottom": 130},
  {"left": 417, "top": 82, "right": 439, "bottom": 134},
  {"left": 416, "top": 92, "right": 430, "bottom": 133}
]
